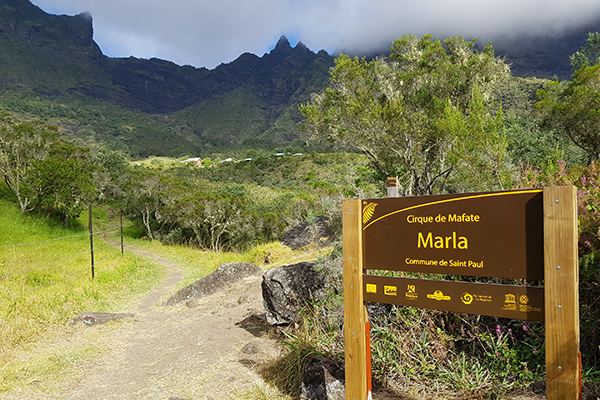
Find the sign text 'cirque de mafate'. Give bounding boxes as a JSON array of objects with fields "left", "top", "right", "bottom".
[{"left": 362, "top": 189, "right": 544, "bottom": 280}]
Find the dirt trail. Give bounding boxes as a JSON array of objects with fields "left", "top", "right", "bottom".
[
  {"left": 6, "top": 246, "right": 281, "bottom": 400},
  {"left": 2, "top": 246, "right": 549, "bottom": 400}
]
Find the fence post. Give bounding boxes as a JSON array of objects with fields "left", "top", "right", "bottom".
[
  {"left": 89, "top": 204, "right": 94, "bottom": 279},
  {"left": 386, "top": 176, "right": 398, "bottom": 198},
  {"left": 120, "top": 207, "right": 124, "bottom": 256},
  {"left": 543, "top": 186, "right": 580, "bottom": 400}
]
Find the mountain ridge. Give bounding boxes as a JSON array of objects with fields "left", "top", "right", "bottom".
[
  {"left": 0, "top": 0, "right": 335, "bottom": 155},
  {"left": 1, "top": 0, "right": 599, "bottom": 157},
  {"left": 0, "top": 0, "right": 334, "bottom": 115}
]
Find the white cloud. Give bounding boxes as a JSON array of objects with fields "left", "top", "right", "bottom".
[{"left": 30, "top": 0, "right": 600, "bottom": 69}]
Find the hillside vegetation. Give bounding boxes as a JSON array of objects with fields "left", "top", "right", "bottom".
[
  {"left": 0, "top": 0, "right": 599, "bottom": 157},
  {"left": 0, "top": 187, "right": 336, "bottom": 394},
  {"left": 0, "top": 0, "right": 334, "bottom": 155},
  {"left": 1, "top": 124, "right": 598, "bottom": 398}
]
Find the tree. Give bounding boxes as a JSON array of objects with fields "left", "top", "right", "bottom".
[
  {"left": 122, "top": 169, "right": 166, "bottom": 240},
  {"left": 300, "top": 34, "right": 512, "bottom": 195},
  {"left": 0, "top": 114, "right": 58, "bottom": 212},
  {"left": 536, "top": 33, "right": 600, "bottom": 163},
  {"left": 92, "top": 147, "right": 129, "bottom": 202},
  {"left": 25, "top": 141, "right": 95, "bottom": 227},
  {"left": 0, "top": 113, "right": 95, "bottom": 225},
  {"left": 570, "top": 32, "right": 600, "bottom": 71},
  {"left": 441, "top": 86, "right": 510, "bottom": 191}
]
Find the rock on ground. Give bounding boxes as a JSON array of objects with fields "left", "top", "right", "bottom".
[
  {"left": 262, "top": 261, "right": 324, "bottom": 325},
  {"left": 69, "top": 312, "right": 135, "bottom": 326},
  {"left": 300, "top": 356, "right": 345, "bottom": 400},
  {"left": 280, "top": 216, "right": 333, "bottom": 250},
  {"left": 163, "top": 262, "right": 263, "bottom": 306}
]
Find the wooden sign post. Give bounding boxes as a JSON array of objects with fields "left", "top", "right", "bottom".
[
  {"left": 543, "top": 186, "right": 580, "bottom": 400},
  {"left": 343, "top": 186, "right": 580, "bottom": 400},
  {"left": 343, "top": 199, "right": 368, "bottom": 399}
]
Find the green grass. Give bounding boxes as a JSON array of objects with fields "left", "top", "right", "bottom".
[
  {"left": 0, "top": 338, "right": 105, "bottom": 394},
  {"left": 0, "top": 194, "right": 333, "bottom": 394},
  {"left": 0, "top": 200, "right": 165, "bottom": 392},
  {"left": 121, "top": 236, "right": 332, "bottom": 292}
]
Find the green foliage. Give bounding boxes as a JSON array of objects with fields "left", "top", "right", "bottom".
[
  {"left": 268, "top": 325, "right": 327, "bottom": 396},
  {"left": 173, "top": 88, "right": 268, "bottom": 150},
  {"left": 301, "top": 35, "right": 512, "bottom": 195},
  {"left": 441, "top": 86, "right": 512, "bottom": 191},
  {"left": 493, "top": 75, "right": 588, "bottom": 168},
  {"left": 536, "top": 32, "right": 600, "bottom": 163},
  {"left": 536, "top": 66, "right": 600, "bottom": 162},
  {"left": 459, "top": 322, "right": 545, "bottom": 384},
  {"left": 570, "top": 32, "right": 600, "bottom": 71},
  {"left": 0, "top": 112, "right": 60, "bottom": 212},
  {"left": 0, "top": 114, "right": 95, "bottom": 224},
  {"left": 0, "top": 33, "right": 109, "bottom": 94},
  {"left": 518, "top": 159, "right": 600, "bottom": 255},
  {"left": 267, "top": 298, "right": 344, "bottom": 397},
  {"left": 26, "top": 142, "right": 95, "bottom": 226},
  {"left": 518, "top": 159, "right": 600, "bottom": 375},
  {"left": 579, "top": 253, "right": 600, "bottom": 375},
  {"left": 504, "top": 112, "right": 587, "bottom": 168},
  {"left": 0, "top": 90, "right": 201, "bottom": 158},
  {"left": 114, "top": 153, "right": 378, "bottom": 251},
  {"left": 285, "top": 293, "right": 548, "bottom": 398}
]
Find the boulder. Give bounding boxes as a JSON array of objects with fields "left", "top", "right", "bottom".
[
  {"left": 280, "top": 216, "right": 333, "bottom": 250},
  {"left": 262, "top": 261, "right": 324, "bottom": 325},
  {"left": 163, "top": 262, "right": 263, "bottom": 306},
  {"left": 69, "top": 312, "right": 135, "bottom": 326},
  {"left": 300, "top": 356, "right": 345, "bottom": 400}
]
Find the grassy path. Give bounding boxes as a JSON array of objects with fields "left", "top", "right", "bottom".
[{"left": 2, "top": 243, "right": 287, "bottom": 400}]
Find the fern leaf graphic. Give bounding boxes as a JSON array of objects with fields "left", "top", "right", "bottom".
[{"left": 363, "top": 202, "right": 377, "bottom": 225}]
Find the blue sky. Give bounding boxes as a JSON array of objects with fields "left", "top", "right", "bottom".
[{"left": 30, "top": 0, "right": 600, "bottom": 70}]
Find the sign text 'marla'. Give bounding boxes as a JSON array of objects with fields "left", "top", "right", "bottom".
[{"left": 362, "top": 189, "right": 544, "bottom": 280}]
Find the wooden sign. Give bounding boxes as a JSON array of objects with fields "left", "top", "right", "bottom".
[
  {"left": 362, "top": 189, "right": 544, "bottom": 279},
  {"left": 343, "top": 186, "right": 581, "bottom": 400}
]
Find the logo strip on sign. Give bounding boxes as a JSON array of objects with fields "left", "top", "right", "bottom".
[{"left": 363, "top": 275, "right": 545, "bottom": 321}]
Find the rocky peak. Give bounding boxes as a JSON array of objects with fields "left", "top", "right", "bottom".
[
  {"left": 269, "top": 35, "right": 296, "bottom": 59},
  {"left": 295, "top": 41, "right": 308, "bottom": 51},
  {"left": 0, "top": 0, "right": 97, "bottom": 48},
  {"left": 0, "top": 1, "right": 335, "bottom": 115},
  {"left": 76, "top": 11, "right": 92, "bottom": 22},
  {"left": 274, "top": 35, "right": 292, "bottom": 50}
]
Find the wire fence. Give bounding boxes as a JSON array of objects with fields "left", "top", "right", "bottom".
[{"left": 0, "top": 207, "right": 124, "bottom": 302}]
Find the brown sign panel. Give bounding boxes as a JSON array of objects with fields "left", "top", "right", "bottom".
[
  {"left": 362, "top": 189, "right": 544, "bottom": 280},
  {"left": 364, "top": 275, "right": 545, "bottom": 321}
]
